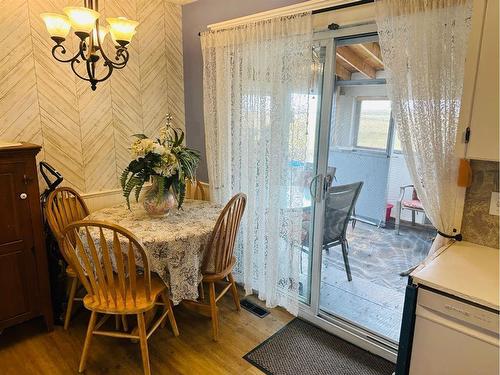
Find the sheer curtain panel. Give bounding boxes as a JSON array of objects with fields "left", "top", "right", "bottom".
[
  {"left": 375, "top": 0, "right": 472, "bottom": 255},
  {"left": 200, "top": 13, "right": 313, "bottom": 314}
]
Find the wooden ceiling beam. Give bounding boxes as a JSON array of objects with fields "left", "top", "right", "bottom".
[
  {"left": 336, "top": 46, "right": 377, "bottom": 79},
  {"left": 359, "top": 42, "right": 383, "bottom": 66},
  {"left": 335, "top": 62, "right": 351, "bottom": 80}
]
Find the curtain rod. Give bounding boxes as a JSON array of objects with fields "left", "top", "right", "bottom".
[
  {"left": 198, "top": 0, "right": 375, "bottom": 36},
  {"left": 312, "top": 0, "right": 374, "bottom": 15}
]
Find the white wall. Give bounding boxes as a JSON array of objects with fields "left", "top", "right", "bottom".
[{"left": 330, "top": 81, "right": 422, "bottom": 224}]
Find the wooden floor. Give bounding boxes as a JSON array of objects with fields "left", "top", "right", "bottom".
[{"left": 0, "top": 290, "right": 292, "bottom": 375}]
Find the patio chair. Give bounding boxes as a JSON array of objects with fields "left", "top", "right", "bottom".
[
  {"left": 300, "top": 165, "right": 336, "bottom": 247},
  {"left": 323, "top": 181, "right": 363, "bottom": 282},
  {"left": 395, "top": 184, "right": 426, "bottom": 234}
]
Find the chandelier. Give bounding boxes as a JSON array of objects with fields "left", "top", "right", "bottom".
[{"left": 41, "top": 0, "right": 139, "bottom": 91}]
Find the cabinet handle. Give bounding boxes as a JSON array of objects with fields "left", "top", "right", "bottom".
[{"left": 20, "top": 193, "right": 28, "bottom": 200}]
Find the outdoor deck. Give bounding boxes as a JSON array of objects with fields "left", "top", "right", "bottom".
[{"left": 301, "top": 220, "right": 435, "bottom": 342}]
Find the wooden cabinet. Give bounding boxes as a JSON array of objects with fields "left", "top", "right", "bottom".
[
  {"left": 457, "top": 0, "right": 499, "bottom": 161},
  {"left": 0, "top": 143, "right": 52, "bottom": 331}
]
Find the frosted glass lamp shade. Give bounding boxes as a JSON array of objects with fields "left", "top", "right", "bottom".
[
  {"left": 63, "top": 7, "right": 99, "bottom": 35},
  {"left": 107, "top": 17, "right": 139, "bottom": 45},
  {"left": 110, "top": 31, "right": 136, "bottom": 46},
  {"left": 40, "top": 13, "right": 71, "bottom": 40}
]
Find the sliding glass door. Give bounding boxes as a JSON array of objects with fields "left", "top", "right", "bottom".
[{"left": 299, "top": 24, "right": 428, "bottom": 363}]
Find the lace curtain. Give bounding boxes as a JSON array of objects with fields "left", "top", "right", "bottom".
[
  {"left": 375, "top": 0, "right": 472, "bottom": 255},
  {"left": 200, "top": 13, "right": 313, "bottom": 314}
]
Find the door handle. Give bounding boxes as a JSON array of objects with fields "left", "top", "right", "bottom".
[
  {"left": 309, "top": 174, "right": 324, "bottom": 203},
  {"left": 20, "top": 193, "right": 28, "bottom": 200}
]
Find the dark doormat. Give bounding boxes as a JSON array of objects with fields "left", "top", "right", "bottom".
[{"left": 244, "top": 318, "right": 395, "bottom": 375}]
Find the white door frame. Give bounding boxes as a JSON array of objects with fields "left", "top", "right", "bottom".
[{"left": 298, "top": 23, "right": 398, "bottom": 363}]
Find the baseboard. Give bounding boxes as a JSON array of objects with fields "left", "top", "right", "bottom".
[{"left": 82, "top": 188, "right": 124, "bottom": 212}]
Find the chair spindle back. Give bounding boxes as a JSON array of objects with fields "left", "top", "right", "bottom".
[
  {"left": 46, "top": 187, "right": 90, "bottom": 239},
  {"left": 202, "top": 193, "right": 246, "bottom": 274},
  {"left": 186, "top": 181, "right": 210, "bottom": 201},
  {"left": 61, "top": 220, "right": 152, "bottom": 309}
]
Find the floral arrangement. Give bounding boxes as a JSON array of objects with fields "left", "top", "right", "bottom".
[{"left": 120, "top": 115, "right": 200, "bottom": 210}]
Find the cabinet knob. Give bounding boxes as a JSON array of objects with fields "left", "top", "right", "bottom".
[{"left": 20, "top": 193, "right": 28, "bottom": 200}]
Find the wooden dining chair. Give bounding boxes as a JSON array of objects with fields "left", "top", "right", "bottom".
[
  {"left": 61, "top": 220, "right": 179, "bottom": 375},
  {"left": 185, "top": 180, "right": 210, "bottom": 201},
  {"left": 45, "top": 187, "right": 90, "bottom": 330},
  {"left": 196, "top": 193, "right": 246, "bottom": 341}
]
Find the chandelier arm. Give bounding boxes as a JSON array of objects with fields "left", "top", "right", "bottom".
[
  {"left": 112, "top": 48, "right": 130, "bottom": 69},
  {"left": 95, "top": 61, "right": 114, "bottom": 83},
  {"left": 80, "top": 38, "right": 94, "bottom": 62},
  {"left": 94, "top": 23, "right": 129, "bottom": 70},
  {"left": 97, "top": 44, "right": 129, "bottom": 69},
  {"left": 51, "top": 44, "right": 81, "bottom": 64},
  {"left": 70, "top": 59, "right": 92, "bottom": 83}
]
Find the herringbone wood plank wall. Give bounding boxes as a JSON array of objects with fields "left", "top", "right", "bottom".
[{"left": 0, "top": 0, "right": 185, "bottom": 194}]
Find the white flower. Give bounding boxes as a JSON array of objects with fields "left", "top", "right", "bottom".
[
  {"left": 153, "top": 143, "right": 166, "bottom": 156},
  {"left": 131, "top": 138, "right": 155, "bottom": 159},
  {"left": 153, "top": 151, "right": 178, "bottom": 177},
  {"left": 159, "top": 126, "right": 169, "bottom": 143}
]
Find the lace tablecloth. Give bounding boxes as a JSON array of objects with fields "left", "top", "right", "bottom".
[{"left": 86, "top": 199, "right": 223, "bottom": 304}]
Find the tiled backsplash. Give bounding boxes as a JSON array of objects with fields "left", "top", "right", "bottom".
[{"left": 461, "top": 160, "right": 499, "bottom": 248}]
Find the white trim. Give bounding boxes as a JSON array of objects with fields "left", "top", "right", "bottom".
[
  {"left": 82, "top": 188, "right": 127, "bottom": 212},
  {"left": 81, "top": 185, "right": 153, "bottom": 212},
  {"left": 299, "top": 304, "right": 398, "bottom": 362},
  {"left": 207, "top": 0, "right": 361, "bottom": 30},
  {"left": 81, "top": 188, "right": 122, "bottom": 199}
]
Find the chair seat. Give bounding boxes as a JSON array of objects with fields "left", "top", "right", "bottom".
[
  {"left": 83, "top": 274, "right": 166, "bottom": 314},
  {"left": 202, "top": 257, "right": 236, "bottom": 282},
  {"left": 66, "top": 264, "right": 77, "bottom": 278},
  {"left": 402, "top": 199, "right": 424, "bottom": 210}
]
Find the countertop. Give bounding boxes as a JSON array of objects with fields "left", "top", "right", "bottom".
[{"left": 411, "top": 241, "right": 499, "bottom": 311}]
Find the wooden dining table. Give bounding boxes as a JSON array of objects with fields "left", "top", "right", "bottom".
[{"left": 86, "top": 199, "right": 223, "bottom": 304}]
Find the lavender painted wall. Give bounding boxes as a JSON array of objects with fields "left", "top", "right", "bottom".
[{"left": 182, "top": 0, "right": 304, "bottom": 180}]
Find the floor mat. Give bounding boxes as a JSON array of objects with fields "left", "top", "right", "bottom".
[{"left": 244, "top": 318, "right": 395, "bottom": 375}]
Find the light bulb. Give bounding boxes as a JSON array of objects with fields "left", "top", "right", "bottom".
[
  {"left": 92, "top": 25, "right": 108, "bottom": 43},
  {"left": 40, "top": 13, "right": 71, "bottom": 42},
  {"left": 107, "top": 17, "right": 139, "bottom": 46},
  {"left": 84, "top": 26, "right": 108, "bottom": 49},
  {"left": 63, "top": 7, "right": 100, "bottom": 37}
]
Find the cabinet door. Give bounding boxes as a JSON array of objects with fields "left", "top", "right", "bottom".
[
  {"left": 467, "top": 0, "right": 499, "bottom": 161},
  {"left": 0, "top": 160, "right": 38, "bottom": 326}
]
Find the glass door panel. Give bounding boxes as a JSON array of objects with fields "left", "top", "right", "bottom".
[
  {"left": 298, "top": 42, "right": 326, "bottom": 305},
  {"left": 300, "top": 29, "right": 431, "bottom": 353},
  {"left": 318, "top": 34, "right": 403, "bottom": 344}
]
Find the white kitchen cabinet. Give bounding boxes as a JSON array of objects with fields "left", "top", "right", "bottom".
[
  {"left": 457, "top": 0, "right": 499, "bottom": 161},
  {"left": 408, "top": 241, "right": 499, "bottom": 375}
]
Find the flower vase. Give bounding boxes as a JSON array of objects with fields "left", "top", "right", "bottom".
[{"left": 142, "top": 176, "right": 176, "bottom": 217}]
